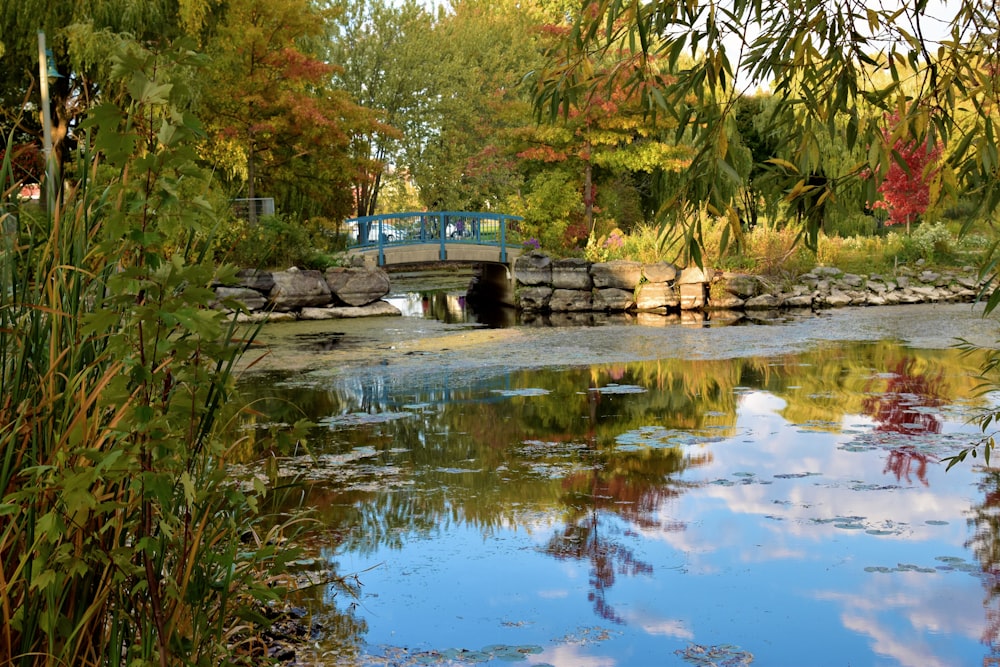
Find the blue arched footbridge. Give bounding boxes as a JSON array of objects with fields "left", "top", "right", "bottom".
[{"left": 345, "top": 211, "right": 523, "bottom": 268}]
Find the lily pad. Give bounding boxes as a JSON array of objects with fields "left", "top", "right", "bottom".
[
  {"left": 491, "top": 388, "right": 551, "bottom": 397},
  {"left": 589, "top": 383, "right": 647, "bottom": 394},
  {"left": 319, "top": 411, "right": 413, "bottom": 428},
  {"left": 675, "top": 643, "right": 754, "bottom": 666},
  {"left": 616, "top": 426, "right": 722, "bottom": 450}
]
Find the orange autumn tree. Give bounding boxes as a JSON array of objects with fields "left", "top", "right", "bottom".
[
  {"left": 520, "top": 25, "right": 691, "bottom": 244},
  {"left": 199, "top": 0, "right": 372, "bottom": 221}
]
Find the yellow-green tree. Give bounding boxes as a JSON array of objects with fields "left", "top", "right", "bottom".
[{"left": 533, "top": 0, "right": 1000, "bottom": 254}]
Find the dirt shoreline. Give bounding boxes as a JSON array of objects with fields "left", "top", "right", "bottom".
[{"left": 237, "top": 302, "right": 1000, "bottom": 386}]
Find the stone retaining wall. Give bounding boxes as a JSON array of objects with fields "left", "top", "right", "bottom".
[
  {"left": 213, "top": 264, "right": 398, "bottom": 322},
  {"left": 215, "top": 254, "right": 989, "bottom": 325},
  {"left": 513, "top": 252, "right": 986, "bottom": 320}
]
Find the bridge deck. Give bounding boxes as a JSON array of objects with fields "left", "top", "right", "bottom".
[
  {"left": 349, "top": 242, "right": 522, "bottom": 266},
  {"left": 345, "top": 211, "right": 522, "bottom": 266}
]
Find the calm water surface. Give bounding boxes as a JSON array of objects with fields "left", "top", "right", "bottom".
[{"left": 240, "top": 319, "right": 1000, "bottom": 666}]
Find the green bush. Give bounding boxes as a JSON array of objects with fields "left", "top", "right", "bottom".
[
  {"left": 895, "top": 222, "right": 955, "bottom": 264},
  {"left": 585, "top": 224, "right": 667, "bottom": 264},
  {"left": 824, "top": 211, "right": 880, "bottom": 238},
  {"left": 505, "top": 170, "right": 581, "bottom": 252},
  {"left": 218, "top": 213, "right": 344, "bottom": 270}
]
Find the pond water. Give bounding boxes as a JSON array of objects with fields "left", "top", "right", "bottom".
[
  {"left": 383, "top": 268, "right": 486, "bottom": 325},
  {"left": 238, "top": 306, "right": 1000, "bottom": 666}
]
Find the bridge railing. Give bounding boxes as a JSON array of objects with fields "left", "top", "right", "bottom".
[{"left": 345, "top": 211, "right": 522, "bottom": 263}]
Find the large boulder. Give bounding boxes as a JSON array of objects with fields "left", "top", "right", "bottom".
[
  {"left": 677, "top": 265, "right": 715, "bottom": 285},
  {"left": 782, "top": 294, "right": 815, "bottom": 308},
  {"left": 635, "top": 282, "right": 678, "bottom": 310},
  {"left": 678, "top": 283, "right": 706, "bottom": 310},
  {"left": 235, "top": 268, "right": 275, "bottom": 292},
  {"left": 213, "top": 286, "right": 267, "bottom": 312},
  {"left": 549, "top": 288, "right": 593, "bottom": 311},
  {"left": 299, "top": 301, "right": 401, "bottom": 320},
  {"left": 591, "top": 260, "right": 643, "bottom": 290},
  {"left": 269, "top": 269, "right": 332, "bottom": 311},
  {"left": 821, "top": 290, "right": 853, "bottom": 307},
  {"left": 324, "top": 266, "right": 391, "bottom": 306},
  {"left": 745, "top": 294, "right": 784, "bottom": 310},
  {"left": 718, "top": 273, "right": 759, "bottom": 299},
  {"left": 517, "top": 286, "right": 553, "bottom": 311},
  {"left": 642, "top": 262, "right": 678, "bottom": 283},
  {"left": 593, "top": 288, "right": 635, "bottom": 311},
  {"left": 514, "top": 252, "right": 553, "bottom": 286},
  {"left": 707, "top": 293, "right": 745, "bottom": 310},
  {"left": 552, "top": 258, "right": 593, "bottom": 290}
]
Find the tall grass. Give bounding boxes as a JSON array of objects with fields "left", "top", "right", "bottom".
[{"left": 1, "top": 41, "right": 301, "bottom": 666}]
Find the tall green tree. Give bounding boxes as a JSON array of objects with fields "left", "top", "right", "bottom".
[
  {"left": 326, "top": 0, "right": 438, "bottom": 216},
  {"left": 407, "top": 0, "right": 545, "bottom": 211},
  {"left": 521, "top": 73, "right": 692, "bottom": 236},
  {"left": 0, "top": 0, "right": 220, "bottom": 172}
]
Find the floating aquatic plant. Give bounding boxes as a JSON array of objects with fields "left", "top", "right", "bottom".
[
  {"left": 588, "top": 383, "right": 647, "bottom": 394},
  {"left": 319, "top": 411, "right": 415, "bottom": 428},
  {"left": 863, "top": 556, "right": 980, "bottom": 575},
  {"left": 839, "top": 429, "right": 972, "bottom": 456},
  {"left": 675, "top": 643, "right": 754, "bottom": 666},
  {"left": 616, "top": 426, "right": 722, "bottom": 450},
  {"left": 358, "top": 643, "right": 544, "bottom": 666},
  {"left": 491, "top": 388, "right": 551, "bottom": 397}
]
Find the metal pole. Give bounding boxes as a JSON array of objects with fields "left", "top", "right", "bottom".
[
  {"left": 439, "top": 212, "right": 446, "bottom": 261},
  {"left": 500, "top": 216, "right": 507, "bottom": 263},
  {"left": 37, "top": 31, "right": 55, "bottom": 218}
]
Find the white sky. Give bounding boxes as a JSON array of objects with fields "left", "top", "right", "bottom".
[{"left": 401, "top": 0, "right": 959, "bottom": 91}]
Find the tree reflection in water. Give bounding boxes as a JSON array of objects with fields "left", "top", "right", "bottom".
[
  {"left": 882, "top": 446, "right": 933, "bottom": 486},
  {"left": 543, "top": 447, "right": 708, "bottom": 623},
  {"left": 544, "top": 509, "right": 653, "bottom": 624},
  {"left": 968, "top": 470, "right": 1000, "bottom": 663},
  {"left": 863, "top": 357, "right": 945, "bottom": 485}
]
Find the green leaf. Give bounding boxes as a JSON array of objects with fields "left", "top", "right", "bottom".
[
  {"left": 716, "top": 156, "right": 741, "bottom": 186},
  {"left": 180, "top": 471, "right": 196, "bottom": 508},
  {"left": 30, "top": 569, "right": 57, "bottom": 592}
]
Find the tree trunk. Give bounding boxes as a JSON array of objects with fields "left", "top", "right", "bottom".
[
  {"left": 247, "top": 144, "right": 257, "bottom": 224},
  {"left": 583, "top": 149, "right": 594, "bottom": 234}
]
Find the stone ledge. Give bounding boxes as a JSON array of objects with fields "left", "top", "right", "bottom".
[
  {"left": 215, "top": 263, "right": 398, "bottom": 321},
  {"left": 513, "top": 253, "right": 989, "bottom": 315}
]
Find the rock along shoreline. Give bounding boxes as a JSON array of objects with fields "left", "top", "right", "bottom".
[
  {"left": 502, "top": 252, "right": 988, "bottom": 326},
  {"left": 214, "top": 253, "right": 990, "bottom": 325}
]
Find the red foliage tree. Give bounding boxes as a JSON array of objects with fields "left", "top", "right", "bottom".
[
  {"left": 872, "top": 115, "right": 943, "bottom": 232},
  {"left": 0, "top": 143, "right": 44, "bottom": 184}
]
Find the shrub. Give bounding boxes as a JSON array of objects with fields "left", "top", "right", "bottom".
[
  {"left": 218, "top": 213, "right": 343, "bottom": 269},
  {"left": 824, "top": 212, "right": 880, "bottom": 238},
  {"left": 895, "top": 222, "right": 955, "bottom": 264},
  {"left": 505, "top": 171, "right": 581, "bottom": 252},
  {"left": 584, "top": 224, "right": 670, "bottom": 264}
]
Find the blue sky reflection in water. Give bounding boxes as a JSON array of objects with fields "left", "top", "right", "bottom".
[{"left": 242, "top": 342, "right": 1000, "bottom": 666}]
